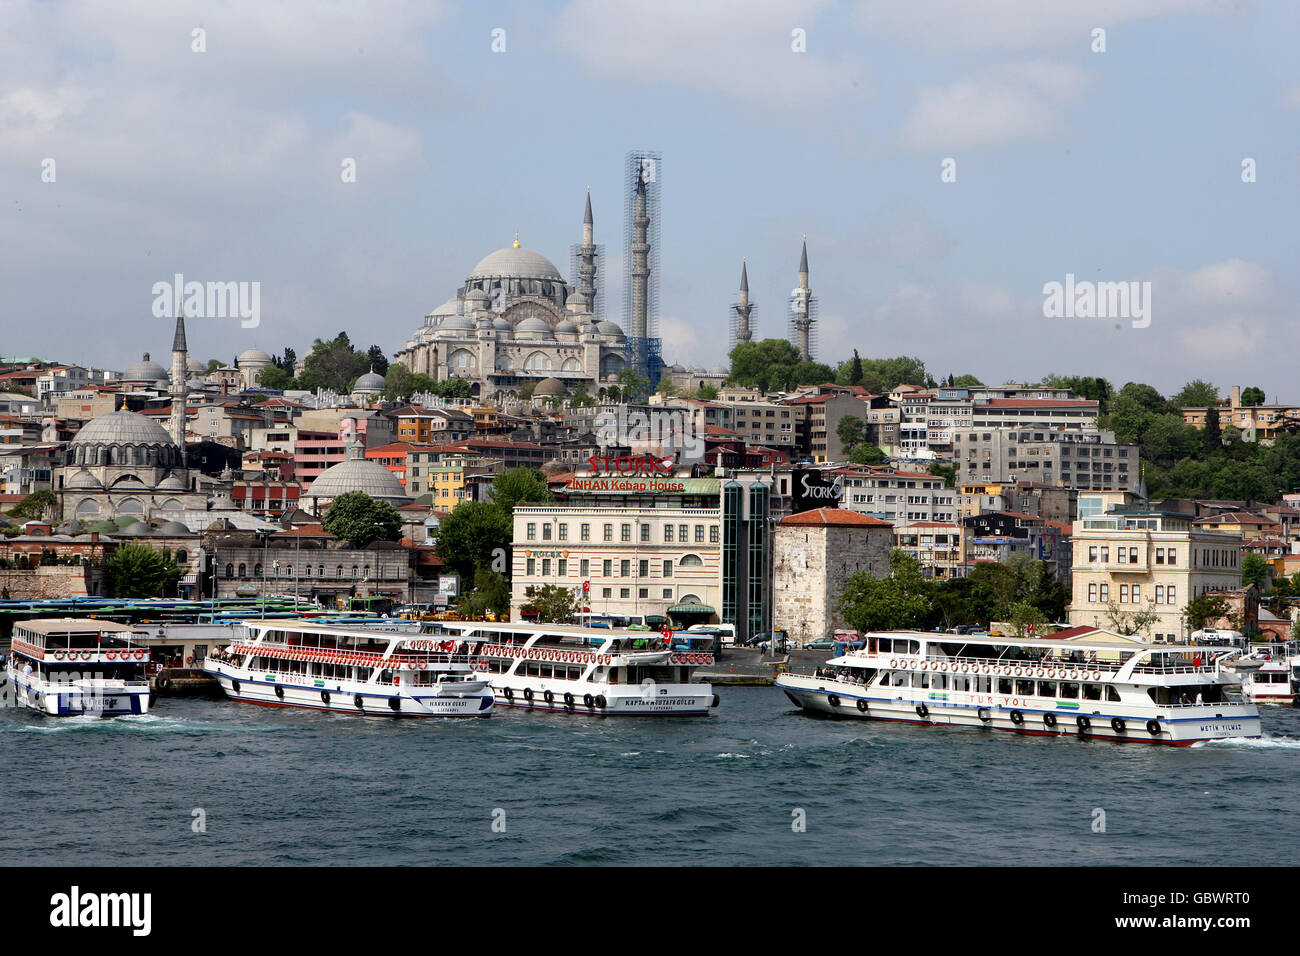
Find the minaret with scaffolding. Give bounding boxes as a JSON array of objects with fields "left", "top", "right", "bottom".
[
  {"left": 168, "top": 310, "right": 188, "bottom": 457},
  {"left": 789, "top": 236, "right": 817, "bottom": 361},
  {"left": 569, "top": 189, "right": 604, "bottom": 319},
  {"left": 729, "top": 260, "right": 755, "bottom": 354},
  {"left": 623, "top": 149, "right": 663, "bottom": 391}
]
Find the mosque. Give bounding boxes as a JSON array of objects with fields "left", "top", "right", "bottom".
[{"left": 394, "top": 193, "right": 634, "bottom": 400}]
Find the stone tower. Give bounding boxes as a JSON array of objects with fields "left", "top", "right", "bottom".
[
  {"left": 169, "top": 310, "right": 188, "bottom": 454},
  {"left": 792, "top": 237, "right": 813, "bottom": 361},
  {"left": 735, "top": 260, "right": 753, "bottom": 344}
]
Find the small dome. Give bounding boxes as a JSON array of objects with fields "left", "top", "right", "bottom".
[
  {"left": 711, "top": 365, "right": 728, "bottom": 375},
  {"left": 66, "top": 470, "right": 104, "bottom": 490},
  {"left": 554, "top": 319, "right": 578, "bottom": 334},
  {"left": 492, "top": 316, "right": 511, "bottom": 331},
  {"left": 468, "top": 245, "right": 563, "bottom": 281},
  {"left": 354, "top": 371, "right": 386, "bottom": 391},
  {"left": 206, "top": 517, "right": 235, "bottom": 531},
  {"left": 186, "top": 376, "right": 207, "bottom": 389},
  {"left": 72, "top": 410, "right": 176, "bottom": 447},
  {"left": 186, "top": 358, "right": 206, "bottom": 374},
  {"left": 158, "top": 520, "right": 192, "bottom": 535},
  {"left": 114, "top": 516, "right": 143, "bottom": 531},
  {"left": 156, "top": 472, "right": 188, "bottom": 491},
  {"left": 464, "top": 289, "right": 490, "bottom": 306},
  {"left": 117, "top": 521, "right": 154, "bottom": 536},
  {"left": 238, "top": 348, "right": 272, "bottom": 364},
  {"left": 514, "top": 317, "right": 554, "bottom": 340},
  {"left": 306, "top": 458, "right": 411, "bottom": 503},
  {"left": 596, "top": 320, "right": 626, "bottom": 338},
  {"left": 427, "top": 297, "right": 464, "bottom": 320},
  {"left": 123, "top": 353, "right": 167, "bottom": 381},
  {"left": 437, "top": 316, "right": 476, "bottom": 332},
  {"left": 532, "top": 377, "right": 568, "bottom": 398}
]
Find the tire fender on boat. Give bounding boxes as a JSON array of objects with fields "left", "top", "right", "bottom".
[
  {"left": 595, "top": 695, "right": 607, "bottom": 709},
  {"left": 1146, "top": 719, "right": 1161, "bottom": 736},
  {"left": 1009, "top": 709, "right": 1024, "bottom": 725},
  {"left": 321, "top": 690, "right": 331, "bottom": 705},
  {"left": 916, "top": 702, "right": 929, "bottom": 720},
  {"left": 1076, "top": 714, "right": 1091, "bottom": 734},
  {"left": 389, "top": 696, "right": 401, "bottom": 712},
  {"left": 503, "top": 687, "right": 515, "bottom": 702},
  {"left": 543, "top": 689, "right": 554, "bottom": 705},
  {"left": 583, "top": 693, "right": 594, "bottom": 708},
  {"left": 827, "top": 694, "right": 841, "bottom": 708},
  {"left": 274, "top": 685, "right": 284, "bottom": 700},
  {"left": 712, "top": 694, "right": 720, "bottom": 709},
  {"left": 354, "top": 694, "right": 365, "bottom": 710},
  {"left": 977, "top": 707, "right": 992, "bottom": 723},
  {"left": 1111, "top": 716, "right": 1127, "bottom": 735},
  {"left": 856, "top": 698, "right": 869, "bottom": 713},
  {"left": 1043, "top": 712, "right": 1057, "bottom": 729}
]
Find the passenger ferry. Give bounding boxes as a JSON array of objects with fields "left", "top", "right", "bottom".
[
  {"left": 5, "top": 619, "right": 152, "bottom": 716},
  {"left": 1228, "top": 641, "right": 1299, "bottom": 705},
  {"left": 423, "top": 621, "right": 719, "bottom": 716},
  {"left": 775, "top": 630, "right": 1261, "bottom": 745},
  {"left": 200, "top": 621, "right": 493, "bottom": 717}
]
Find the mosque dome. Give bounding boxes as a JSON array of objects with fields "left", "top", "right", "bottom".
[
  {"left": 71, "top": 410, "right": 176, "bottom": 447},
  {"left": 468, "top": 243, "right": 563, "bottom": 281},
  {"left": 158, "top": 520, "right": 192, "bottom": 535},
  {"left": 436, "top": 315, "right": 476, "bottom": 333},
  {"left": 492, "top": 316, "right": 511, "bottom": 331},
  {"left": 238, "top": 348, "right": 273, "bottom": 365},
  {"left": 123, "top": 353, "right": 167, "bottom": 381},
  {"left": 427, "top": 297, "right": 463, "bottom": 321},
  {"left": 66, "top": 470, "right": 104, "bottom": 490},
  {"left": 354, "top": 370, "right": 386, "bottom": 392},
  {"left": 532, "top": 377, "right": 568, "bottom": 398},
  {"left": 156, "top": 472, "right": 189, "bottom": 491},
  {"left": 306, "top": 452, "right": 411, "bottom": 503},
  {"left": 554, "top": 318, "right": 578, "bottom": 334},
  {"left": 596, "top": 320, "right": 626, "bottom": 338},
  {"left": 186, "top": 357, "right": 206, "bottom": 375},
  {"left": 514, "top": 317, "right": 555, "bottom": 340}
]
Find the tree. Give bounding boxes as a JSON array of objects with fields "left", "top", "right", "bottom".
[
  {"left": 1170, "top": 379, "right": 1218, "bottom": 409},
  {"left": 839, "top": 550, "right": 933, "bottom": 632},
  {"left": 521, "top": 583, "right": 580, "bottom": 624},
  {"left": 296, "top": 333, "right": 371, "bottom": 393},
  {"left": 459, "top": 567, "right": 510, "bottom": 619},
  {"left": 1202, "top": 406, "right": 1222, "bottom": 453},
  {"left": 8, "top": 490, "right": 57, "bottom": 520},
  {"left": 1009, "top": 601, "right": 1048, "bottom": 638},
  {"left": 106, "top": 543, "right": 181, "bottom": 598},
  {"left": 1104, "top": 601, "right": 1159, "bottom": 637},
  {"left": 849, "top": 349, "right": 863, "bottom": 386},
  {"left": 1240, "top": 386, "right": 1265, "bottom": 407},
  {"left": 697, "top": 384, "right": 719, "bottom": 400},
  {"left": 951, "top": 374, "right": 983, "bottom": 387},
  {"left": 836, "top": 416, "right": 866, "bottom": 451},
  {"left": 1242, "top": 553, "right": 1270, "bottom": 588},
  {"left": 728, "top": 339, "right": 804, "bottom": 393},
  {"left": 258, "top": 364, "right": 295, "bottom": 390},
  {"left": 848, "top": 444, "right": 889, "bottom": 465},
  {"left": 1182, "top": 593, "right": 1230, "bottom": 633},
  {"left": 928, "top": 461, "right": 957, "bottom": 487},
  {"left": 366, "top": 345, "right": 390, "bottom": 378},
  {"left": 834, "top": 355, "right": 929, "bottom": 395},
  {"left": 320, "top": 492, "right": 402, "bottom": 546},
  {"left": 434, "top": 500, "right": 512, "bottom": 581},
  {"left": 488, "top": 467, "right": 551, "bottom": 514},
  {"left": 615, "top": 368, "right": 650, "bottom": 402}
]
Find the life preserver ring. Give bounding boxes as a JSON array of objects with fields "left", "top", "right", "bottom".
[
  {"left": 416, "top": 661, "right": 427, "bottom": 670},
  {"left": 889, "top": 659, "right": 898, "bottom": 668},
  {"left": 135, "top": 651, "right": 145, "bottom": 661},
  {"left": 52, "top": 651, "right": 63, "bottom": 661},
  {"left": 982, "top": 665, "right": 990, "bottom": 674},
  {"left": 81, "top": 652, "right": 91, "bottom": 661},
  {"left": 1009, "top": 709, "right": 1025, "bottom": 726},
  {"left": 827, "top": 694, "right": 841, "bottom": 708},
  {"left": 938, "top": 662, "right": 948, "bottom": 672},
  {"left": 1043, "top": 713, "right": 1057, "bottom": 729},
  {"left": 583, "top": 693, "right": 595, "bottom": 708},
  {"left": 321, "top": 690, "right": 331, "bottom": 705},
  {"left": 1092, "top": 670, "right": 1101, "bottom": 680},
  {"left": 603, "top": 655, "right": 611, "bottom": 665},
  {"left": 1110, "top": 717, "right": 1126, "bottom": 734},
  {"left": 355, "top": 694, "right": 365, "bottom": 710},
  {"left": 186, "top": 656, "right": 195, "bottom": 667},
  {"left": 856, "top": 698, "right": 869, "bottom": 713},
  {"left": 919, "top": 661, "right": 929, "bottom": 671},
  {"left": 916, "top": 703, "right": 929, "bottom": 720},
  {"left": 1012, "top": 667, "right": 1022, "bottom": 677},
  {"left": 1035, "top": 668, "right": 1044, "bottom": 678},
  {"left": 274, "top": 685, "right": 284, "bottom": 700},
  {"left": 1146, "top": 719, "right": 1161, "bottom": 736},
  {"left": 1076, "top": 715, "right": 1091, "bottom": 733}
]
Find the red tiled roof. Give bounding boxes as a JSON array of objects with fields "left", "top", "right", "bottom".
[{"left": 781, "top": 507, "right": 893, "bottom": 528}]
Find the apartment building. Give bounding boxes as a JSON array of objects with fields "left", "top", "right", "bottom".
[
  {"left": 1069, "top": 510, "right": 1244, "bottom": 642},
  {"left": 1181, "top": 385, "right": 1300, "bottom": 443},
  {"left": 953, "top": 426, "right": 1139, "bottom": 492},
  {"left": 894, "top": 521, "right": 965, "bottom": 579},
  {"left": 838, "top": 466, "right": 957, "bottom": 527}
]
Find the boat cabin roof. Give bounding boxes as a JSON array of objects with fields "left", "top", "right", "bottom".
[
  {"left": 17, "top": 618, "right": 135, "bottom": 635},
  {"left": 435, "top": 621, "right": 656, "bottom": 640},
  {"left": 861, "top": 629, "right": 1232, "bottom": 656}
]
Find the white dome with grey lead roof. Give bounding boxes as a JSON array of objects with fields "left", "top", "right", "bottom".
[
  {"left": 468, "top": 245, "right": 563, "bottom": 281},
  {"left": 306, "top": 455, "right": 412, "bottom": 504},
  {"left": 71, "top": 410, "right": 176, "bottom": 447},
  {"left": 122, "top": 353, "right": 167, "bottom": 381},
  {"left": 354, "top": 370, "right": 385, "bottom": 391}
]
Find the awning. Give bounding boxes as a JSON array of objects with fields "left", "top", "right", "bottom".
[{"left": 667, "top": 604, "right": 715, "bottom": 615}]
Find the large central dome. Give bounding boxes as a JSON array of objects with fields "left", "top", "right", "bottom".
[
  {"left": 468, "top": 243, "right": 563, "bottom": 281},
  {"left": 71, "top": 410, "right": 176, "bottom": 447}
]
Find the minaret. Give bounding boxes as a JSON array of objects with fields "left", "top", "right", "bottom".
[
  {"left": 169, "top": 309, "right": 188, "bottom": 454},
  {"left": 793, "top": 236, "right": 813, "bottom": 361},
  {"left": 576, "top": 189, "right": 597, "bottom": 311},
  {"left": 735, "top": 260, "right": 753, "bottom": 344},
  {"left": 630, "top": 172, "right": 650, "bottom": 342}
]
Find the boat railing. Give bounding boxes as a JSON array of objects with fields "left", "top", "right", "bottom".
[{"left": 851, "top": 651, "right": 1128, "bottom": 674}]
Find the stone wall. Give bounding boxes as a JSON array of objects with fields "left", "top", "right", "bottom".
[
  {"left": 773, "top": 524, "right": 892, "bottom": 645},
  {"left": 0, "top": 565, "right": 103, "bottom": 600}
]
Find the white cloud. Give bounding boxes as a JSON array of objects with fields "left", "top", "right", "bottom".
[
  {"left": 555, "top": 0, "right": 867, "bottom": 110},
  {"left": 899, "top": 60, "right": 1092, "bottom": 150},
  {"left": 853, "top": 0, "right": 1230, "bottom": 54}
]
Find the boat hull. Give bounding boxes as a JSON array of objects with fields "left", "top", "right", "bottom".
[
  {"left": 205, "top": 668, "right": 494, "bottom": 718},
  {"left": 775, "top": 675, "right": 1261, "bottom": 745},
  {"left": 4, "top": 666, "right": 151, "bottom": 717},
  {"left": 488, "top": 679, "right": 716, "bottom": 716}
]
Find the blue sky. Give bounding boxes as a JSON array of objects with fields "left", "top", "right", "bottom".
[{"left": 1, "top": 0, "right": 1297, "bottom": 398}]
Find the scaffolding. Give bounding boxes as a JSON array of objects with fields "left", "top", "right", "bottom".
[
  {"left": 624, "top": 335, "right": 663, "bottom": 394},
  {"left": 787, "top": 291, "right": 819, "bottom": 362},
  {"left": 623, "top": 148, "right": 662, "bottom": 384},
  {"left": 729, "top": 300, "right": 757, "bottom": 356},
  {"left": 568, "top": 242, "right": 605, "bottom": 320}
]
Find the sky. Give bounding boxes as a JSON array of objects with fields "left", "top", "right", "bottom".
[{"left": 1, "top": 0, "right": 1297, "bottom": 399}]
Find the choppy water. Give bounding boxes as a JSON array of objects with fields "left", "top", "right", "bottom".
[{"left": 3, "top": 687, "right": 1298, "bottom": 865}]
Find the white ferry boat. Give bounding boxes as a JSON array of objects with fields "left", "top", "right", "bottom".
[
  {"left": 423, "top": 621, "right": 719, "bottom": 716},
  {"left": 775, "top": 630, "right": 1261, "bottom": 745},
  {"left": 5, "top": 619, "right": 152, "bottom": 717},
  {"left": 1229, "top": 641, "right": 1299, "bottom": 705},
  {"left": 200, "top": 621, "right": 493, "bottom": 718}
]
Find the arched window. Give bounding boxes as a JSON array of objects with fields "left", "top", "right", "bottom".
[
  {"left": 226, "top": 563, "right": 234, "bottom": 578},
  {"left": 561, "top": 357, "right": 581, "bottom": 372},
  {"left": 238, "top": 563, "right": 246, "bottom": 578},
  {"left": 254, "top": 563, "right": 263, "bottom": 578},
  {"left": 175, "top": 550, "right": 188, "bottom": 564},
  {"left": 679, "top": 554, "right": 704, "bottom": 568},
  {"left": 336, "top": 565, "right": 343, "bottom": 577},
  {"left": 75, "top": 499, "right": 101, "bottom": 517}
]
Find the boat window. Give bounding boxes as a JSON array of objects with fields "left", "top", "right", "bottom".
[
  {"left": 997, "top": 678, "right": 1012, "bottom": 695},
  {"left": 915, "top": 672, "right": 929, "bottom": 688},
  {"left": 1038, "top": 681, "right": 1056, "bottom": 697},
  {"left": 908, "top": 640, "right": 920, "bottom": 654},
  {"left": 1083, "top": 683, "right": 1102, "bottom": 701},
  {"left": 1016, "top": 679, "right": 1035, "bottom": 696},
  {"left": 934, "top": 674, "right": 947, "bottom": 690},
  {"left": 1106, "top": 686, "right": 1121, "bottom": 702},
  {"left": 1059, "top": 682, "right": 1079, "bottom": 698}
]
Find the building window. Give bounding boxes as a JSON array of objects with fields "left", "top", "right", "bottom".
[
  {"left": 695, "top": 525, "right": 705, "bottom": 542},
  {"left": 709, "top": 526, "right": 719, "bottom": 543},
  {"left": 580, "top": 523, "right": 590, "bottom": 542},
  {"left": 542, "top": 524, "right": 552, "bottom": 541},
  {"left": 1156, "top": 585, "right": 1164, "bottom": 603},
  {"left": 1132, "top": 585, "right": 1140, "bottom": 604},
  {"left": 620, "top": 559, "right": 630, "bottom": 577},
  {"left": 603, "top": 523, "right": 613, "bottom": 542},
  {"left": 602, "top": 587, "right": 612, "bottom": 598},
  {"left": 526, "top": 522, "right": 536, "bottom": 541},
  {"left": 619, "top": 588, "right": 630, "bottom": 599},
  {"left": 1167, "top": 585, "right": 1176, "bottom": 604},
  {"left": 1088, "top": 583, "right": 1097, "bottom": 602},
  {"left": 1120, "top": 584, "right": 1128, "bottom": 603},
  {"left": 680, "top": 554, "right": 704, "bottom": 568},
  {"left": 602, "top": 559, "right": 612, "bottom": 577},
  {"left": 662, "top": 588, "right": 673, "bottom": 599},
  {"left": 639, "top": 559, "right": 649, "bottom": 578},
  {"left": 664, "top": 525, "right": 674, "bottom": 542},
  {"left": 1099, "top": 584, "right": 1109, "bottom": 603},
  {"left": 579, "top": 559, "right": 589, "bottom": 576},
  {"left": 527, "top": 558, "right": 536, "bottom": 575},
  {"left": 640, "top": 524, "right": 650, "bottom": 542},
  {"left": 541, "top": 558, "right": 551, "bottom": 576},
  {"left": 558, "top": 524, "right": 568, "bottom": 542},
  {"left": 621, "top": 524, "right": 632, "bottom": 542},
  {"left": 663, "top": 560, "right": 673, "bottom": 577},
  {"left": 679, "top": 524, "right": 688, "bottom": 542}
]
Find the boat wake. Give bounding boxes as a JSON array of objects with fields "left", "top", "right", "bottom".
[
  {"left": 1, "top": 713, "right": 256, "bottom": 735},
  {"left": 1196, "top": 733, "right": 1300, "bottom": 750}
]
